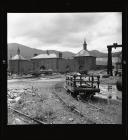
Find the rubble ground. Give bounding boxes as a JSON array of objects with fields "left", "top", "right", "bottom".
[
  {"left": 8, "top": 76, "right": 88, "bottom": 124},
  {"left": 8, "top": 73, "right": 122, "bottom": 124}
]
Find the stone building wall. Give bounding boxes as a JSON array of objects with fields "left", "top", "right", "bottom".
[
  {"left": 74, "top": 56, "right": 96, "bottom": 72},
  {"left": 9, "top": 60, "right": 33, "bottom": 74},
  {"left": 9, "top": 56, "right": 96, "bottom": 74},
  {"left": 57, "top": 58, "right": 76, "bottom": 73},
  {"left": 84, "top": 56, "right": 96, "bottom": 70},
  {"left": 31, "top": 58, "right": 58, "bottom": 72}
]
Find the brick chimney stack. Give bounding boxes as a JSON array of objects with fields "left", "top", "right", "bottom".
[{"left": 59, "top": 52, "right": 62, "bottom": 58}]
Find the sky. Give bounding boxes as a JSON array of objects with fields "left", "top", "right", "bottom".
[{"left": 7, "top": 12, "right": 122, "bottom": 53}]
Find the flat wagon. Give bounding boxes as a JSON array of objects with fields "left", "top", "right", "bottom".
[{"left": 65, "top": 73, "right": 100, "bottom": 99}]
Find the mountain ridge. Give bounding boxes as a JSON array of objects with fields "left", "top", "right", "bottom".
[{"left": 8, "top": 43, "right": 121, "bottom": 59}]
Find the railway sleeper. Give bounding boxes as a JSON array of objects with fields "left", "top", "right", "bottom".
[{"left": 70, "top": 91, "right": 95, "bottom": 100}]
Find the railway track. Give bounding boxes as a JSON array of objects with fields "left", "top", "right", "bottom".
[
  {"left": 54, "top": 83, "right": 114, "bottom": 124},
  {"left": 63, "top": 86, "right": 103, "bottom": 111},
  {"left": 52, "top": 88, "right": 96, "bottom": 124},
  {"left": 8, "top": 107, "right": 47, "bottom": 125}
]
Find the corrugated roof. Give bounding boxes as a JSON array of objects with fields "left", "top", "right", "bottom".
[
  {"left": 11, "top": 54, "right": 27, "bottom": 60},
  {"left": 75, "top": 49, "right": 91, "bottom": 57},
  {"left": 31, "top": 53, "right": 57, "bottom": 59}
]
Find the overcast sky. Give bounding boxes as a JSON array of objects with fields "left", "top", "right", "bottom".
[{"left": 8, "top": 12, "right": 122, "bottom": 53}]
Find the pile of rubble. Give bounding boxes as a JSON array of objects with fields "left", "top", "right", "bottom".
[{"left": 8, "top": 87, "right": 38, "bottom": 107}]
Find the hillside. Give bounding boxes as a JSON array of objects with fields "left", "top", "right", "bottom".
[
  {"left": 89, "top": 50, "right": 108, "bottom": 57},
  {"left": 8, "top": 43, "right": 75, "bottom": 59},
  {"left": 8, "top": 43, "right": 121, "bottom": 60}
]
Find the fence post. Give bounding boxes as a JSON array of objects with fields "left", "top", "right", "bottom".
[
  {"left": 107, "top": 84, "right": 112, "bottom": 104},
  {"left": 97, "top": 75, "right": 100, "bottom": 89},
  {"left": 92, "top": 75, "right": 94, "bottom": 87}
]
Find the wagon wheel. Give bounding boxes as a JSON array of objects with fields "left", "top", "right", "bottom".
[
  {"left": 67, "top": 89, "right": 70, "bottom": 94},
  {"left": 89, "top": 92, "right": 95, "bottom": 100},
  {"left": 71, "top": 91, "right": 78, "bottom": 98},
  {"left": 69, "top": 90, "right": 73, "bottom": 96},
  {"left": 83, "top": 91, "right": 92, "bottom": 100},
  {"left": 79, "top": 92, "right": 84, "bottom": 99},
  {"left": 78, "top": 92, "right": 86, "bottom": 100}
]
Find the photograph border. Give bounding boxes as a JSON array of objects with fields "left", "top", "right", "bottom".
[{"left": 0, "top": 2, "right": 127, "bottom": 138}]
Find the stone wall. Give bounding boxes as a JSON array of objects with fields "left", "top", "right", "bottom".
[
  {"left": 9, "top": 60, "right": 33, "bottom": 74},
  {"left": 31, "top": 58, "right": 58, "bottom": 72},
  {"left": 74, "top": 56, "right": 96, "bottom": 72},
  {"left": 9, "top": 56, "right": 96, "bottom": 74}
]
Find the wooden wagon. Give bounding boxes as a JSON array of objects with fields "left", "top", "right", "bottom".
[{"left": 65, "top": 73, "right": 100, "bottom": 99}]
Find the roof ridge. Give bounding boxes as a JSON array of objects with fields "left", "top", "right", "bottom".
[{"left": 75, "top": 49, "right": 91, "bottom": 57}]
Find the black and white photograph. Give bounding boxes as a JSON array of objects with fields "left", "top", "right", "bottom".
[{"left": 7, "top": 12, "right": 122, "bottom": 125}]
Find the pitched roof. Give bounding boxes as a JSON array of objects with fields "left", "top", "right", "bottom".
[
  {"left": 31, "top": 53, "right": 57, "bottom": 59},
  {"left": 75, "top": 49, "right": 91, "bottom": 57},
  {"left": 11, "top": 54, "right": 27, "bottom": 60}
]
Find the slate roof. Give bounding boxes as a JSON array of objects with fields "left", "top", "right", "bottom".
[{"left": 75, "top": 49, "right": 91, "bottom": 57}]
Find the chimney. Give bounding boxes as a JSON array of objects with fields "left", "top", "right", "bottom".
[
  {"left": 59, "top": 52, "right": 62, "bottom": 58},
  {"left": 83, "top": 39, "right": 87, "bottom": 50},
  {"left": 17, "top": 48, "right": 20, "bottom": 55},
  {"left": 46, "top": 50, "right": 49, "bottom": 55}
]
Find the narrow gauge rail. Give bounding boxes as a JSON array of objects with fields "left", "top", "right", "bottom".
[
  {"left": 64, "top": 86, "right": 103, "bottom": 111},
  {"left": 8, "top": 107, "right": 47, "bottom": 124},
  {"left": 52, "top": 88, "right": 96, "bottom": 124},
  {"left": 64, "top": 86, "right": 113, "bottom": 123},
  {"left": 55, "top": 82, "right": 113, "bottom": 123}
]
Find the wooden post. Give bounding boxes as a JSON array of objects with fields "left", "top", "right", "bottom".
[
  {"left": 107, "top": 84, "right": 112, "bottom": 104},
  {"left": 107, "top": 43, "right": 122, "bottom": 76},
  {"left": 91, "top": 75, "right": 94, "bottom": 87},
  {"left": 73, "top": 75, "right": 76, "bottom": 87},
  {"left": 89, "top": 76, "right": 90, "bottom": 81},
  {"left": 107, "top": 47, "right": 112, "bottom": 76},
  {"left": 80, "top": 75, "right": 82, "bottom": 86},
  {"left": 97, "top": 75, "right": 100, "bottom": 88}
]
